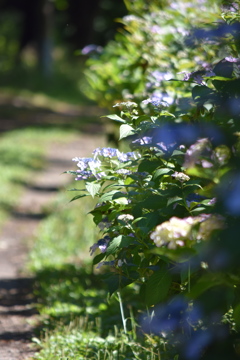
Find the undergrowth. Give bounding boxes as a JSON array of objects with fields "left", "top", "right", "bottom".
[{"left": 28, "top": 192, "right": 172, "bottom": 360}]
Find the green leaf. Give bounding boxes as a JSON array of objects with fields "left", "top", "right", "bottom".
[
  {"left": 188, "top": 273, "right": 223, "bottom": 299},
  {"left": 167, "top": 196, "right": 183, "bottom": 207},
  {"left": 106, "top": 235, "right": 133, "bottom": 255},
  {"left": 70, "top": 194, "right": 88, "bottom": 202},
  {"left": 100, "top": 190, "right": 119, "bottom": 202},
  {"left": 100, "top": 190, "right": 127, "bottom": 203},
  {"left": 104, "top": 274, "right": 134, "bottom": 295},
  {"left": 102, "top": 114, "right": 126, "bottom": 123},
  {"left": 153, "top": 168, "right": 174, "bottom": 180},
  {"left": 138, "top": 159, "right": 161, "bottom": 174},
  {"left": 140, "top": 195, "right": 166, "bottom": 210},
  {"left": 119, "top": 124, "right": 135, "bottom": 140},
  {"left": 86, "top": 182, "right": 101, "bottom": 197},
  {"left": 191, "top": 206, "right": 208, "bottom": 214},
  {"left": 172, "top": 150, "right": 185, "bottom": 157},
  {"left": 192, "top": 86, "right": 215, "bottom": 105},
  {"left": 136, "top": 212, "right": 161, "bottom": 230},
  {"left": 160, "top": 110, "right": 175, "bottom": 118},
  {"left": 145, "top": 267, "right": 172, "bottom": 306},
  {"left": 208, "top": 76, "right": 232, "bottom": 81},
  {"left": 93, "top": 253, "right": 105, "bottom": 266},
  {"left": 106, "top": 236, "right": 122, "bottom": 255},
  {"left": 104, "top": 275, "right": 121, "bottom": 295}
]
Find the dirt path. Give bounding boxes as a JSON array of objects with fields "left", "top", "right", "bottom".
[{"left": 0, "top": 132, "right": 104, "bottom": 359}]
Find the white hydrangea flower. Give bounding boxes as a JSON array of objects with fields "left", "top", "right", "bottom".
[
  {"left": 118, "top": 214, "right": 134, "bottom": 222},
  {"left": 172, "top": 172, "right": 190, "bottom": 182},
  {"left": 151, "top": 214, "right": 225, "bottom": 249},
  {"left": 150, "top": 217, "right": 193, "bottom": 249}
]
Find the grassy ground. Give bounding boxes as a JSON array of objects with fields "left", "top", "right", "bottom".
[
  {"left": 27, "top": 189, "right": 168, "bottom": 360},
  {"left": 0, "top": 127, "right": 77, "bottom": 228}
]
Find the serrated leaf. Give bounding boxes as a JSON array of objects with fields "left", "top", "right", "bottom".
[
  {"left": 119, "top": 124, "right": 135, "bottom": 140},
  {"left": 145, "top": 268, "right": 172, "bottom": 306},
  {"left": 102, "top": 114, "right": 126, "bottom": 123},
  {"left": 106, "top": 236, "right": 122, "bottom": 255},
  {"left": 86, "top": 182, "right": 101, "bottom": 197},
  {"left": 106, "top": 235, "right": 133, "bottom": 255}
]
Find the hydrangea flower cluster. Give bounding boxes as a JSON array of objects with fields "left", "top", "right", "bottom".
[
  {"left": 172, "top": 172, "right": 190, "bottom": 183},
  {"left": 93, "top": 147, "right": 140, "bottom": 162},
  {"left": 72, "top": 147, "right": 140, "bottom": 181},
  {"left": 150, "top": 214, "right": 224, "bottom": 249},
  {"left": 142, "top": 97, "right": 170, "bottom": 109}
]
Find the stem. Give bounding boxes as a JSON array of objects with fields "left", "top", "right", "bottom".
[{"left": 117, "top": 291, "right": 127, "bottom": 334}]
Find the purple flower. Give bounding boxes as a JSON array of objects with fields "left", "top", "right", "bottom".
[
  {"left": 142, "top": 97, "right": 169, "bottom": 108},
  {"left": 150, "top": 25, "right": 163, "bottom": 34},
  {"left": 117, "top": 151, "right": 140, "bottom": 162},
  {"left": 89, "top": 236, "right": 110, "bottom": 256},
  {"left": 132, "top": 137, "right": 153, "bottom": 146},
  {"left": 151, "top": 70, "right": 173, "bottom": 82},
  {"left": 74, "top": 157, "right": 100, "bottom": 171},
  {"left": 81, "top": 44, "right": 102, "bottom": 55},
  {"left": 75, "top": 170, "right": 93, "bottom": 181},
  {"left": 93, "top": 147, "right": 119, "bottom": 158}
]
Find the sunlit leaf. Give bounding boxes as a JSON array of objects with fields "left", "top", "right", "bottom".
[
  {"left": 119, "top": 124, "right": 135, "bottom": 140},
  {"left": 102, "top": 114, "right": 126, "bottom": 123},
  {"left": 86, "top": 182, "right": 101, "bottom": 197}
]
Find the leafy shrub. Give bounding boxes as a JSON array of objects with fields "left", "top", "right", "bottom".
[{"left": 68, "top": 1, "right": 240, "bottom": 358}]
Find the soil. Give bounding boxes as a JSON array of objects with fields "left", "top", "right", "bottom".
[{"left": 0, "top": 106, "right": 105, "bottom": 359}]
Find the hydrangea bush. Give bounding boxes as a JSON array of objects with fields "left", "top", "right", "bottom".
[
  {"left": 83, "top": 0, "right": 222, "bottom": 108},
  {"left": 68, "top": 1, "right": 240, "bottom": 358}
]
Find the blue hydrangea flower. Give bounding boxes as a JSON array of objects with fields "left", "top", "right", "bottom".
[
  {"left": 142, "top": 97, "right": 169, "bottom": 108},
  {"left": 89, "top": 236, "right": 111, "bottom": 256},
  {"left": 132, "top": 136, "right": 153, "bottom": 147},
  {"left": 75, "top": 170, "right": 94, "bottom": 181},
  {"left": 117, "top": 151, "right": 140, "bottom": 162},
  {"left": 93, "top": 147, "right": 119, "bottom": 158}
]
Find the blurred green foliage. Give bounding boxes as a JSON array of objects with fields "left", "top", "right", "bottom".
[{"left": 83, "top": 0, "right": 222, "bottom": 108}]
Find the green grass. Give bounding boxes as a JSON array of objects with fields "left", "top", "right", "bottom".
[
  {"left": 28, "top": 193, "right": 99, "bottom": 270},
  {"left": 0, "top": 127, "right": 77, "bottom": 227}
]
